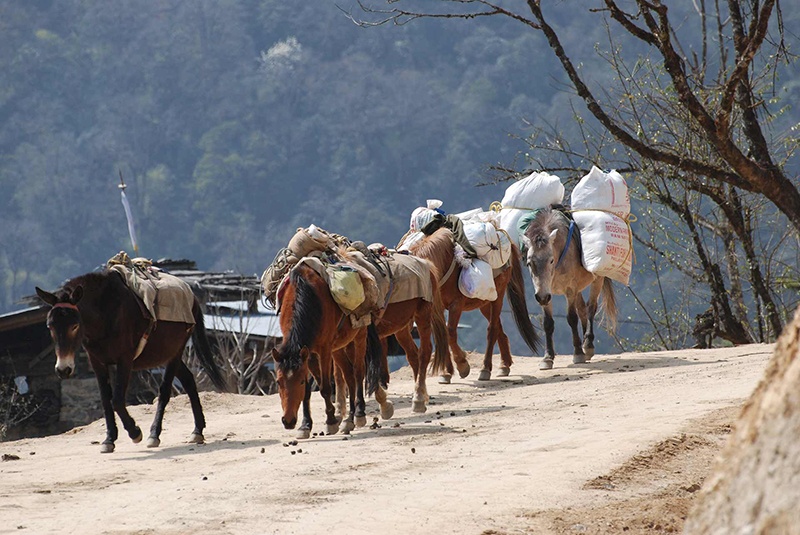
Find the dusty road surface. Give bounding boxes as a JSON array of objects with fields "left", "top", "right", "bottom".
[{"left": 0, "top": 344, "right": 773, "bottom": 535}]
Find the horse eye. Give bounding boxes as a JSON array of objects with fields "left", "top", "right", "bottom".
[
  {"left": 70, "top": 324, "right": 80, "bottom": 333},
  {"left": 550, "top": 259, "right": 554, "bottom": 264}
]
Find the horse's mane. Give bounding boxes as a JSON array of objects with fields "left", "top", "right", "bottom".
[
  {"left": 408, "top": 228, "right": 454, "bottom": 276},
  {"left": 278, "top": 267, "right": 322, "bottom": 372},
  {"left": 525, "top": 205, "right": 573, "bottom": 249}
]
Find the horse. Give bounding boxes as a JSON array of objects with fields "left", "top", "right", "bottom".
[
  {"left": 35, "top": 270, "right": 227, "bottom": 453},
  {"left": 272, "top": 259, "right": 449, "bottom": 439},
  {"left": 520, "top": 205, "right": 617, "bottom": 370},
  {"left": 409, "top": 228, "right": 540, "bottom": 381}
]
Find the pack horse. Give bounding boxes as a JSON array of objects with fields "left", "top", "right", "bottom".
[{"left": 36, "top": 260, "right": 227, "bottom": 453}]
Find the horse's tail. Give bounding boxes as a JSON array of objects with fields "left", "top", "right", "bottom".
[
  {"left": 507, "top": 243, "right": 541, "bottom": 355},
  {"left": 364, "top": 322, "right": 384, "bottom": 396},
  {"left": 599, "top": 277, "right": 618, "bottom": 334},
  {"left": 191, "top": 302, "right": 229, "bottom": 392},
  {"left": 428, "top": 271, "right": 451, "bottom": 377}
]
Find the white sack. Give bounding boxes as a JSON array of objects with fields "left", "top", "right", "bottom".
[
  {"left": 572, "top": 211, "right": 632, "bottom": 285},
  {"left": 481, "top": 229, "right": 512, "bottom": 269},
  {"left": 453, "top": 207, "right": 483, "bottom": 222},
  {"left": 498, "top": 171, "right": 565, "bottom": 248},
  {"left": 397, "top": 231, "right": 426, "bottom": 252},
  {"left": 458, "top": 258, "right": 497, "bottom": 301},
  {"left": 409, "top": 199, "right": 444, "bottom": 231},
  {"left": 571, "top": 166, "right": 630, "bottom": 218},
  {"left": 463, "top": 221, "right": 499, "bottom": 258}
]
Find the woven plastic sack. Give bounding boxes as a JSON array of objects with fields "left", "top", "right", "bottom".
[
  {"left": 571, "top": 166, "right": 630, "bottom": 218},
  {"left": 458, "top": 258, "right": 497, "bottom": 301},
  {"left": 463, "top": 221, "right": 499, "bottom": 258},
  {"left": 498, "top": 171, "right": 564, "bottom": 247},
  {"left": 481, "top": 229, "right": 512, "bottom": 269},
  {"left": 572, "top": 210, "right": 632, "bottom": 285},
  {"left": 409, "top": 199, "right": 444, "bottom": 232},
  {"left": 397, "top": 231, "right": 426, "bottom": 252}
]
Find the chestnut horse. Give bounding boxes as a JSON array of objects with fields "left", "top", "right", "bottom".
[
  {"left": 521, "top": 205, "right": 617, "bottom": 369},
  {"left": 272, "top": 260, "right": 449, "bottom": 438},
  {"left": 35, "top": 271, "right": 227, "bottom": 453},
  {"left": 409, "top": 228, "right": 540, "bottom": 381}
]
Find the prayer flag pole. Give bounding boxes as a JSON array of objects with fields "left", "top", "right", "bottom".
[{"left": 118, "top": 170, "right": 140, "bottom": 255}]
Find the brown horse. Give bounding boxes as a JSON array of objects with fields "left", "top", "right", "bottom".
[
  {"left": 521, "top": 205, "right": 617, "bottom": 369},
  {"left": 272, "top": 259, "right": 449, "bottom": 438},
  {"left": 35, "top": 271, "right": 227, "bottom": 453},
  {"left": 409, "top": 228, "right": 540, "bottom": 381}
]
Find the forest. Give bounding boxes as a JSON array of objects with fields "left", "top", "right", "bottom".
[{"left": 1, "top": 0, "right": 798, "bottom": 354}]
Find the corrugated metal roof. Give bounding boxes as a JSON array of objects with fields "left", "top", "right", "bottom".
[{"left": 203, "top": 311, "right": 282, "bottom": 339}]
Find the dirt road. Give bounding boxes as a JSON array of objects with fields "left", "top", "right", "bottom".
[{"left": 0, "top": 344, "right": 773, "bottom": 534}]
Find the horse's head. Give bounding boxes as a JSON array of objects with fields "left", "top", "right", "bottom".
[
  {"left": 522, "top": 216, "right": 560, "bottom": 307},
  {"left": 271, "top": 345, "right": 311, "bottom": 429},
  {"left": 36, "top": 285, "right": 84, "bottom": 379}
]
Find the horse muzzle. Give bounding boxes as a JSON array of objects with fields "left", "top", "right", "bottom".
[
  {"left": 55, "top": 365, "right": 74, "bottom": 379},
  {"left": 281, "top": 416, "right": 297, "bottom": 430},
  {"left": 535, "top": 293, "right": 552, "bottom": 306}
]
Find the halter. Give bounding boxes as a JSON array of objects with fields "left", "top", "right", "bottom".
[{"left": 555, "top": 220, "right": 575, "bottom": 269}]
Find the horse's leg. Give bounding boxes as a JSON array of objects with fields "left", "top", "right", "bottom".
[
  {"left": 398, "top": 323, "right": 428, "bottom": 413},
  {"left": 310, "top": 352, "right": 339, "bottom": 436},
  {"left": 333, "top": 350, "right": 357, "bottom": 435},
  {"left": 174, "top": 360, "right": 206, "bottom": 445},
  {"left": 297, "top": 375, "right": 314, "bottom": 439},
  {"left": 93, "top": 363, "right": 118, "bottom": 453},
  {"left": 566, "top": 291, "right": 586, "bottom": 364},
  {"left": 443, "top": 302, "right": 470, "bottom": 383},
  {"left": 146, "top": 358, "right": 180, "bottom": 448},
  {"left": 583, "top": 278, "right": 603, "bottom": 360},
  {"left": 111, "top": 360, "right": 143, "bottom": 445},
  {"left": 478, "top": 306, "right": 513, "bottom": 377},
  {"left": 539, "top": 301, "right": 556, "bottom": 370},
  {"left": 576, "top": 291, "right": 588, "bottom": 338},
  {"left": 352, "top": 339, "right": 368, "bottom": 428},
  {"left": 333, "top": 364, "right": 347, "bottom": 424},
  {"left": 373, "top": 382, "right": 394, "bottom": 420},
  {"left": 478, "top": 299, "right": 502, "bottom": 381}
]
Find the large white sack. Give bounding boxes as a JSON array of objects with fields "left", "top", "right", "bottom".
[
  {"left": 458, "top": 258, "right": 497, "bottom": 301},
  {"left": 481, "top": 229, "right": 512, "bottom": 269},
  {"left": 498, "top": 171, "right": 565, "bottom": 248},
  {"left": 453, "top": 207, "right": 483, "bottom": 222},
  {"left": 571, "top": 166, "right": 630, "bottom": 218},
  {"left": 572, "top": 211, "right": 632, "bottom": 285},
  {"left": 463, "top": 221, "right": 499, "bottom": 258}
]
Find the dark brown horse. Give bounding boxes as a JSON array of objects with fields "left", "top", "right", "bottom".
[
  {"left": 521, "top": 205, "right": 617, "bottom": 369},
  {"left": 409, "top": 228, "right": 540, "bottom": 381},
  {"left": 272, "top": 260, "right": 449, "bottom": 438},
  {"left": 35, "top": 270, "right": 227, "bottom": 453}
]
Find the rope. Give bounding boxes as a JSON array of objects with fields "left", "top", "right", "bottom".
[{"left": 555, "top": 220, "right": 575, "bottom": 269}]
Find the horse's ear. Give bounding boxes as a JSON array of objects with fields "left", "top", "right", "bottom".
[
  {"left": 549, "top": 229, "right": 559, "bottom": 242},
  {"left": 299, "top": 346, "right": 310, "bottom": 362},
  {"left": 271, "top": 347, "right": 281, "bottom": 363},
  {"left": 35, "top": 287, "right": 58, "bottom": 307},
  {"left": 70, "top": 285, "right": 83, "bottom": 304}
]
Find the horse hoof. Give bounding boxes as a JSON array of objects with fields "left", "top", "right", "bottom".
[
  {"left": 573, "top": 354, "right": 587, "bottom": 364},
  {"left": 412, "top": 400, "right": 427, "bottom": 413},
  {"left": 478, "top": 369, "right": 491, "bottom": 381},
  {"left": 355, "top": 415, "right": 367, "bottom": 428},
  {"left": 296, "top": 428, "right": 311, "bottom": 440},
  {"left": 189, "top": 433, "right": 205, "bottom": 444},
  {"left": 380, "top": 401, "right": 395, "bottom": 420},
  {"left": 457, "top": 361, "right": 471, "bottom": 378},
  {"left": 539, "top": 357, "right": 554, "bottom": 370},
  {"left": 131, "top": 428, "right": 143, "bottom": 443},
  {"left": 146, "top": 437, "right": 160, "bottom": 448},
  {"left": 326, "top": 424, "right": 339, "bottom": 436},
  {"left": 584, "top": 347, "right": 595, "bottom": 360},
  {"left": 100, "top": 442, "right": 115, "bottom": 454},
  {"left": 438, "top": 374, "right": 452, "bottom": 385},
  {"left": 340, "top": 421, "right": 355, "bottom": 434},
  {"left": 498, "top": 366, "right": 510, "bottom": 377}
]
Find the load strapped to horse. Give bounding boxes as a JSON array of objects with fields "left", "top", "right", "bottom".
[
  {"left": 491, "top": 168, "right": 634, "bottom": 369},
  {"left": 262, "top": 225, "right": 450, "bottom": 439},
  {"left": 398, "top": 199, "right": 541, "bottom": 382}
]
